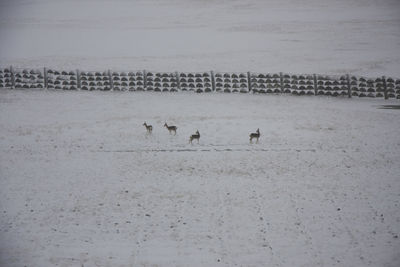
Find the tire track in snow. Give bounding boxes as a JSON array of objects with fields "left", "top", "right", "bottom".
[
  {"left": 286, "top": 191, "right": 319, "bottom": 261},
  {"left": 249, "top": 184, "right": 277, "bottom": 266},
  {"left": 215, "top": 185, "right": 232, "bottom": 265},
  {"left": 98, "top": 148, "right": 317, "bottom": 153}
]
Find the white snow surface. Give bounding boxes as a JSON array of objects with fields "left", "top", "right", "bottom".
[
  {"left": 0, "top": 90, "right": 399, "bottom": 266},
  {"left": 1, "top": 0, "right": 400, "bottom": 266},
  {"left": 0, "top": 0, "right": 400, "bottom": 77}
]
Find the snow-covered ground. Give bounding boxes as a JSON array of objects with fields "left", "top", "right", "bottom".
[
  {"left": 0, "top": 0, "right": 400, "bottom": 77},
  {"left": 1, "top": 0, "right": 400, "bottom": 266},
  {"left": 0, "top": 90, "right": 399, "bottom": 266}
]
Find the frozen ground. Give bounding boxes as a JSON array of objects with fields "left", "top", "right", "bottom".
[
  {"left": 0, "top": 90, "right": 399, "bottom": 266},
  {"left": 0, "top": 0, "right": 400, "bottom": 77},
  {"left": 1, "top": 0, "right": 400, "bottom": 266}
]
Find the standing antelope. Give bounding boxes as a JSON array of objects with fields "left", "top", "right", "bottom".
[
  {"left": 249, "top": 128, "right": 260, "bottom": 143},
  {"left": 164, "top": 122, "right": 177, "bottom": 135},
  {"left": 143, "top": 122, "right": 153, "bottom": 134},
  {"left": 189, "top": 130, "right": 200, "bottom": 144}
]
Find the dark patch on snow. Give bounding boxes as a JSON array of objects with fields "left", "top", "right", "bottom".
[{"left": 378, "top": 105, "right": 400, "bottom": 110}]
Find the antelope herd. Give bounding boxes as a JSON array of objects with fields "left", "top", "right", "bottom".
[{"left": 143, "top": 122, "right": 260, "bottom": 144}]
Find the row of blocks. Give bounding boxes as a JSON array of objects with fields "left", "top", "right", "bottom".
[
  {"left": 1, "top": 68, "right": 399, "bottom": 98},
  {"left": 250, "top": 73, "right": 399, "bottom": 98}
]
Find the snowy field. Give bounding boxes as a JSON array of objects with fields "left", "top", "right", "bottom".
[
  {"left": 0, "top": 90, "right": 399, "bottom": 267},
  {"left": 0, "top": 0, "right": 400, "bottom": 77},
  {"left": 1, "top": 0, "right": 400, "bottom": 266}
]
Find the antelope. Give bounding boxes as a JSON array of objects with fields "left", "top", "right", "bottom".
[
  {"left": 143, "top": 122, "right": 153, "bottom": 133},
  {"left": 164, "top": 122, "right": 177, "bottom": 135},
  {"left": 249, "top": 128, "right": 260, "bottom": 143},
  {"left": 189, "top": 130, "right": 200, "bottom": 144}
]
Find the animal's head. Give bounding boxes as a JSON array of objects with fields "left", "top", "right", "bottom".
[
  {"left": 143, "top": 122, "right": 146, "bottom": 126},
  {"left": 164, "top": 122, "right": 167, "bottom": 127},
  {"left": 257, "top": 128, "right": 260, "bottom": 133}
]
